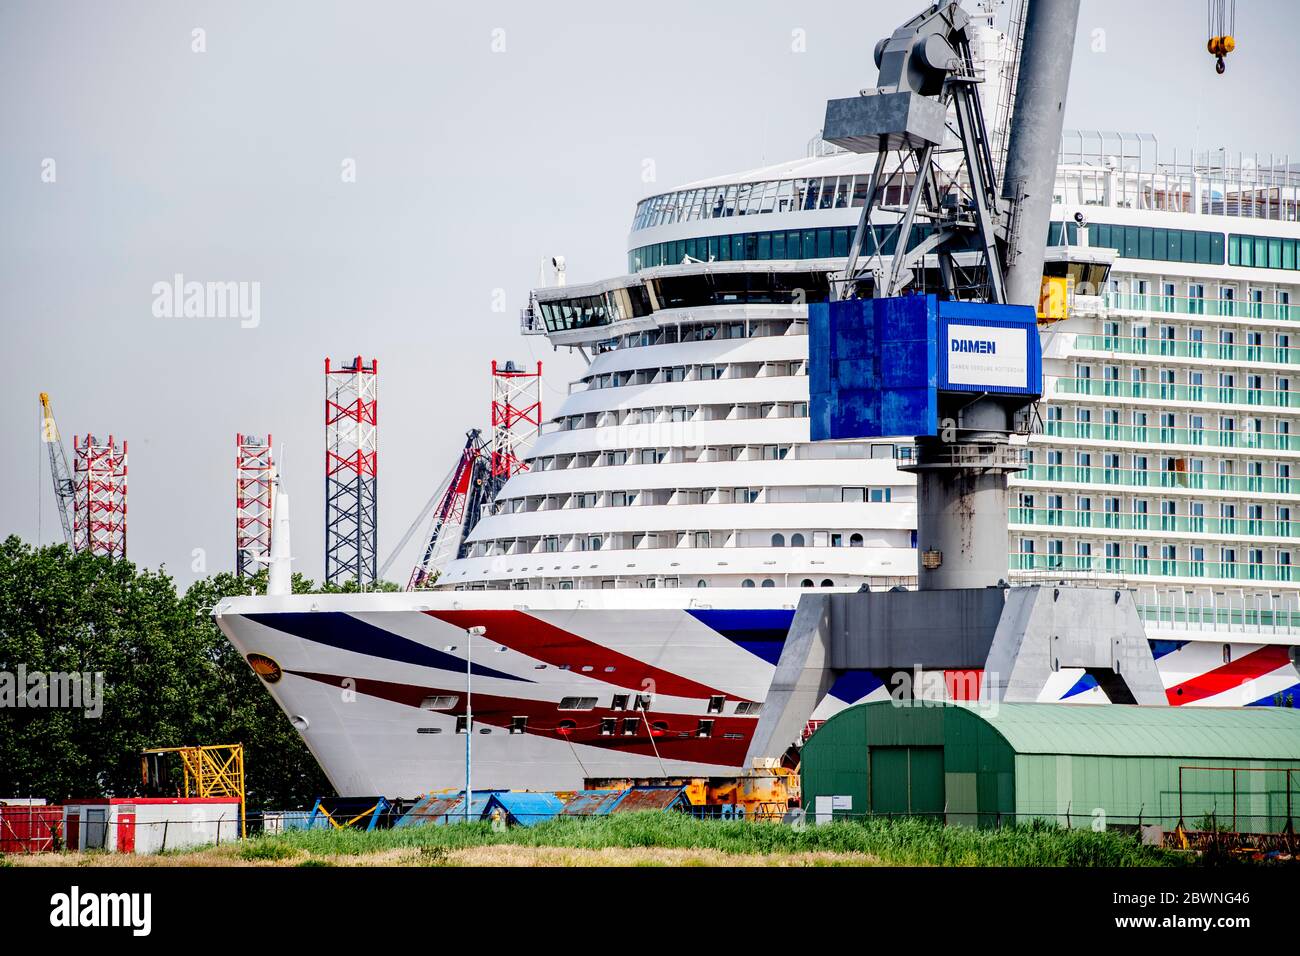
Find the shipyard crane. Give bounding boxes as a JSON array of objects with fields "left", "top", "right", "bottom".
[
  {"left": 39, "top": 392, "right": 77, "bottom": 547},
  {"left": 748, "top": 0, "right": 1167, "bottom": 766},
  {"left": 405, "top": 429, "right": 501, "bottom": 590}
]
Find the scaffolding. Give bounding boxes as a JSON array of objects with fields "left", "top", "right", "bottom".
[
  {"left": 235, "top": 434, "right": 274, "bottom": 578},
  {"left": 140, "top": 744, "right": 246, "bottom": 839},
  {"left": 490, "top": 360, "right": 542, "bottom": 480},
  {"left": 72, "top": 434, "right": 127, "bottom": 558},
  {"left": 325, "top": 356, "right": 378, "bottom": 586}
]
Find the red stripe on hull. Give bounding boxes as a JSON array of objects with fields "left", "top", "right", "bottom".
[
  {"left": 1165, "top": 645, "right": 1293, "bottom": 705},
  {"left": 944, "top": 670, "right": 983, "bottom": 701},
  {"left": 287, "top": 669, "right": 753, "bottom": 767},
  {"left": 424, "top": 608, "right": 746, "bottom": 701}
]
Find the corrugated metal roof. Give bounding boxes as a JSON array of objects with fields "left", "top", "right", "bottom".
[
  {"left": 960, "top": 703, "right": 1300, "bottom": 759},
  {"left": 609, "top": 786, "right": 690, "bottom": 813},
  {"left": 559, "top": 790, "right": 627, "bottom": 816},
  {"left": 395, "top": 791, "right": 501, "bottom": 827},
  {"left": 484, "top": 792, "right": 564, "bottom": 827}
]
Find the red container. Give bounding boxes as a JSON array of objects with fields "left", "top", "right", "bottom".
[{"left": 0, "top": 805, "right": 64, "bottom": 853}]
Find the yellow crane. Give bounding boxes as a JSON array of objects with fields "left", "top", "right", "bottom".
[{"left": 39, "top": 392, "right": 77, "bottom": 547}]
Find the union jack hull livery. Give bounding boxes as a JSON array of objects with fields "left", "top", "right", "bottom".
[{"left": 215, "top": 590, "right": 1299, "bottom": 798}]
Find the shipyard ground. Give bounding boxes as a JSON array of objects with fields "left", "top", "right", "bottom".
[{"left": 2, "top": 812, "right": 1205, "bottom": 867}]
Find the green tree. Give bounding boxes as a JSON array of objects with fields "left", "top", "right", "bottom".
[
  {"left": 0, "top": 537, "right": 215, "bottom": 801},
  {"left": 0, "top": 536, "right": 403, "bottom": 810},
  {"left": 181, "top": 569, "right": 334, "bottom": 810}
]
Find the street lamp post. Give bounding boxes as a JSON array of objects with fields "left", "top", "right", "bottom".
[{"left": 463, "top": 625, "right": 486, "bottom": 822}]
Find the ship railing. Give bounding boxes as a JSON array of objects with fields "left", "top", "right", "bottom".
[
  {"left": 1103, "top": 291, "right": 1296, "bottom": 324},
  {"left": 519, "top": 306, "right": 546, "bottom": 336},
  {"left": 1007, "top": 573, "right": 1300, "bottom": 637}
]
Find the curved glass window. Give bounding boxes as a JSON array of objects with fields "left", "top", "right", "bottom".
[
  {"left": 1229, "top": 233, "right": 1299, "bottom": 271},
  {"left": 791, "top": 533, "right": 806, "bottom": 547},
  {"left": 537, "top": 284, "right": 653, "bottom": 333},
  {"left": 761, "top": 579, "right": 775, "bottom": 588},
  {"left": 800, "top": 578, "right": 814, "bottom": 587},
  {"left": 742, "top": 579, "right": 755, "bottom": 588},
  {"left": 820, "top": 579, "right": 835, "bottom": 587},
  {"left": 771, "top": 533, "right": 785, "bottom": 547},
  {"left": 1089, "top": 223, "right": 1224, "bottom": 266},
  {"left": 850, "top": 533, "right": 864, "bottom": 547},
  {"left": 630, "top": 220, "right": 1220, "bottom": 273}
]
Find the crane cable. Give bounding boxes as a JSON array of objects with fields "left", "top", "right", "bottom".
[{"left": 1207, "top": 0, "right": 1236, "bottom": 74}]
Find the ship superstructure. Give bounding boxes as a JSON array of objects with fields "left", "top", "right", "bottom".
[{"left": 215, "top": 7, "right": 1300, "bottom": 799}]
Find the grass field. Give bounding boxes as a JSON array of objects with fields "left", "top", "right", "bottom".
[{"left": 4, "top": 812, "right": 1191, "bottom": 867}]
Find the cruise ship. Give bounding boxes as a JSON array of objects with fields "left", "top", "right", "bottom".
[{"left": 216, "top": 16, "right": 1300, "bottom": 799}]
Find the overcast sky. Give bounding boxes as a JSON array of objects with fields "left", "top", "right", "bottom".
[{"left": 3, "top": 0, "right": 1298, "bottom": 588}]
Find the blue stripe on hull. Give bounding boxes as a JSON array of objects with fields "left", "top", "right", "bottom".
[
  {"left": 244, "top": 612, "right": 529, "bottom": 682},
  {"left": 686, "top": 609, "right": 794, "bottom": 666},
  {"left": 1246, "top": 681, "right": 1300, "bottom": 707},
  {"left": 828, "top": 670, "right": 885, "bottom": 703}
]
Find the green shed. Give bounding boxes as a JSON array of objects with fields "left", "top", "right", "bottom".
[{"left": 800, "top": 702, "right": 1300, "bottom": 831}]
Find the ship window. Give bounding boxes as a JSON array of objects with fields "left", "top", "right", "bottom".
[
  {"left": 791, "top": 533, "right": 805, "bottom": 547},
  {"left": 599, "top": 718, "right": 616, "bottom": 736},
  {"left": 420, "top": 695, "right": 459, "bottom": 711},
  {"left": 622, "top": 718, "right": 639, "bottom": 736},
  {"left": 842, "top": 487, "right": 866, "bottom": 503},
  {"left": 801, "top": 578, "right": 814, "bottom": 588},
  {"left": 830, "top": 533, "right": 843, "bottom": 548},
  {"left": 821, "top": 579, "right": 835, "bottom": 587},
  {"left": 771, "top": 533, "right": 785, "bottom": 547},
  {"left": 734, "top": 701, "right": 763, "bottom": 715},
  {"left": 509, "top": 716, "right": 527, "bottom": 735},
  {"left": 634, "top": 694, "right": 653, "bottom": 711},
  {"left": 456, "top": 715, "right": 469, "bottom": 735},
  {"left": 742, "top": 578, "right": 756, "bottom": 588},
  {"left": 611, "top": 694, "right": 629, "bottom": 711},
  {"left": 761, "top": 579, "right": 775, "bottom": 587},
  {"left": 850, "top": 533, "right": 864, "bottom": 547},
  {"left": 696, "top": 719, "right": 714, "bottom": 738},
  {"left": 1222, "top": 644, "right": 1232, "bottom": 664},
  {"left": 558, "top": 696, "right": 598, "bottom": 711},
  {"left": 707, "top": 695, "right": 725, "bottom": 714}
]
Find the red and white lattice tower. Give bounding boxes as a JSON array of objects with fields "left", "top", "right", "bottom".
[
  {"left": 235, "top": 434, "right": 274, "bottom": 578},
  {"left": 72, "top": 434, "right": 127, "bottom": 558},
  {"left": 490, "top": 360, "right": 542, "bottom": 479},
  {"left": 325, "top": 356, "right": 378, "bottom": 586}
]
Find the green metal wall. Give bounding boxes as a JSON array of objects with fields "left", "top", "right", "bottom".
[
  {"left": 799, "top": 705, "right": 870, "bottom": 820},
  {"left": 801, "top": 702, "right": 1300, "bottom": 830},
  {"left": 1013, "top": 754, "right": 1297, "bottom": 831},
  {"left": 800, "top": 703, "right": 1016, "bottom": 824}
]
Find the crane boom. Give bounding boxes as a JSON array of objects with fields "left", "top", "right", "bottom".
[{"left": 39, "top": 392, "right": 77, "bottom": 547}]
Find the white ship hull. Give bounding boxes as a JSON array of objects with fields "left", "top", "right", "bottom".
[{"left": 215, "top": 590, "right": 1300, "bottom": 798}]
